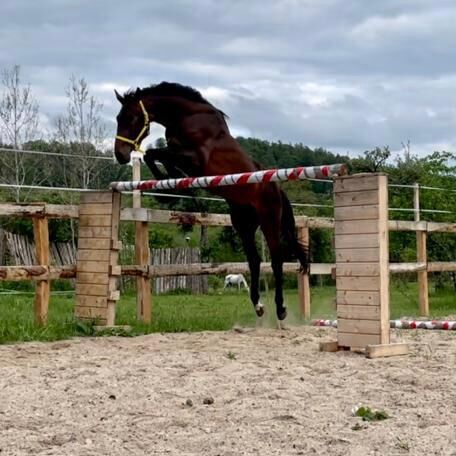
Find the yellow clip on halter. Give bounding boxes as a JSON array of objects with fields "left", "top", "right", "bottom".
[{"left": 115, "top": 100, "right": 150, "bottom": 153}]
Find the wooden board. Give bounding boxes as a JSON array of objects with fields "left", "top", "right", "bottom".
[
  {"left": 335, "top": 219, "right": 379, "bottom": 235},
  {"left": 334, "top": 190, "right": 379, "bottom": 208},
  {"left": 79, "top": 203, "right": 115, "bottom": 216},
  {"left": 76, "top": 295, "right": 108, "bottom": 308},
  {"left": 75, "top": 305, "right": 108, "bottom": 320},
  {"left": 337, "top": 290, "right": 380, "bottom": 306},
  {"left": 338, "top": 304, "right": 381, "bottom": 320},
  {"left": 77, "top": 249, "right": 111, "bottom": 262},
  {"left": 335, "top": 248, "right": 380, "bottom": 263},
  {"left": 337, "top": 276, "right": 380, "bottom": 291},
  {"left": 366, "top": 343, "right": 410, "bottom": 359},
  {"left": 79, "top": 215, "right": 113, "bottom": 227},
  {"left": 76, "top": 272, "right": 110, "bottom": 285},
  {"left": 80, "top": 192, "right": 115, "bottom": 204},
  {"left": 78, "top": 226, "right": 112, "bottom": 238},
  {"left": 338, "top": 332, "right": 381, "bottom": 348},
  {"left": 334, "top": 175, "right": 379, "bottom": 193},
  {"left": 334, "top": 205, "right": 379, "bottom": 221},
  {"left": 78, "top": 238, "right": 111, "bottom": 250},
  {"left": 335, "top": 233, "right": 379, "bottom": 249},
  {"left": 338, "top": 318, "right": 381, "bottom": 335},
  {"left": 76, "top": 283, "right": 109, "bottom": 297},
  {"left": 336, "top": 262, "right": 380, "bottom": 277},
  {"left": 77, "top": 261, "right": 110, "bottom": 273}
]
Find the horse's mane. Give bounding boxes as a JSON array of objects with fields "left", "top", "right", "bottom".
[{"left": 123, "top": 82, "right": 227, "bottom": 118}]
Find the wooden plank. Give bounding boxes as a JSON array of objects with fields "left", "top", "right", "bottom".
[
  {"left": 377, "top": 174, "right": 390, "bottom": 345},
  {"left": 338, "top": 318, "right": 381, "bottom": 335},
  {"left": 76, "top": 295, "right": 108, "bottom": 308},
  {"left": 74, "top": 305, "right": 107, "bottom": 320},
  {"left": 337, "top": 290, "right": 380, "bottom": 306},
  {"left": 78, "top": 238, "right": 111, "bottom": 250},
  {"left": 297, "top": 226, "right": 310, "bottom": 319},
  {"left": 334, "top": 205, "right": 379, "bottom": 221},
  {"left": 80, "top": 192, "right": 114, "bottom": 204},
  {"left": 337, "top": 275, "right": 380, "bottom": 292},
  {"left": 366, "top": 343, "right": 410, "bottom": 359},
  {"left": 77, "top": 249, "right": 111, "bottom": 262},
  {"left": 77, "top": 261, "right": 109, "bottom": 273},
  {"left": 334, "top": 190, "right": 379, "bottom": 208},
  {"left": 428, "top": 261, "right": 456, "bottom": 272},
  {"left": 319, "top": 341, "right": 339, "bottom": 352},
  {"left": 79, "top": 203, "right": 114, "bottom": 216},
  {"left": 338, "top": 332, "right": 381, "bottom": 348},
  {"left": 33, "top": 218, "right": 50, "bottom": 326},
  {"left": 78, "top": 226, "right": 112, "bottom": 238},
  {"left": 334, "top": 174, "right": 379, "bottom": 193},
  {"left": 79, "top": 215, "right": 112, "bottom": 227},
  {"left": 335, "top": 220, "right": 379, "bottom": 235},
  {"left": 335, "top": 233, "right": 379, "bottom": 249},
  {"left": 76, "top": 283, "right": 109, "bottom": 297},
  {"left": 76, "top": 272, "right": 110, "bottom": 285},
  {"left": 335, "top": 248, "right": 379, "bottom": 263},
  {"left": 338, "top": 305, "right": 381, "bottom": 320},
  {"left": 336, "top": 262, "right": 380, "bottom": 277}
]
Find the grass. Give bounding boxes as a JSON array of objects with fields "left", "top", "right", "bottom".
[{"left": 0, "top": 282, "right": 455, "bottom": 344}]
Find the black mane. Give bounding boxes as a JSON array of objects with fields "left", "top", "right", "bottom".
[{"left": 124, "top": 82, "right": 213, "bottom": 106}]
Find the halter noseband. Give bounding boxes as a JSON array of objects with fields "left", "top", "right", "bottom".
[{"left": 115, "top": 100, "right": 150, "bottom": 153}]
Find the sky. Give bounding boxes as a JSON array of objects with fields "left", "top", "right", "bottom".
[{"left": 1, "top": 0, "right": 456, "bottom": 157}]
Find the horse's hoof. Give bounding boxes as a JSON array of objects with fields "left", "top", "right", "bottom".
[
  {"left": 277, "top": 307, "right": 287, "bottom": 321},
  {"left": 255, "top": 303, "right": 265, "bottom": 317},
  {"left": 277, "top": 320, "right": 289, "bottom": 330}
]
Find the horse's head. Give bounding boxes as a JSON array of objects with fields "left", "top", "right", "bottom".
[{"left": 114, "top": 89, "right": 151, "bottom": 164}]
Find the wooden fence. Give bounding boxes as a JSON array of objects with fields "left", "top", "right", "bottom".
[
  {"left": 0, "top": 230, "right": 207, "bottom": 295},
  {"left": 0, "top": 201, "right": 454, "bottom": 324}
]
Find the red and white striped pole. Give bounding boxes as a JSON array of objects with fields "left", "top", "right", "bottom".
[
  {"left": 110, "top": 164, "right": 347, "bottom": 192},
  {"left": 312, "top": 319, "right": 456, "bottom": 331}
]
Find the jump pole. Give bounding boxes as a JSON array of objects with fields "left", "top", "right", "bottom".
[
  {"left": 319, "top": 173, "right": 409, "bottom": 358},
  {"left": 75, "top": 164, "right": 346, "bottom": 326}
]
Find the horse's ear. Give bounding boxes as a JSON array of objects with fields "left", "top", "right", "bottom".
[{"left": 114, "top": 89, "right": 124, "bottom": 104}]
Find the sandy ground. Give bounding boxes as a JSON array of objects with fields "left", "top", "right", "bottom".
[{"left": 0, "top": 326, "right": 455, "bottom": 456}]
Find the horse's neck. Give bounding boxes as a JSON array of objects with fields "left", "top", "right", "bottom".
[{"left": 145, "top": 96, "right": 196, "bottom": 127}]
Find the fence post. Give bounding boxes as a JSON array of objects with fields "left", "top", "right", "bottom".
[
  {"left": 33, "top": 217, "right": 50, "bottom": 325},
  {"left": 132, "top": 154, "right": 152, "bottom": 323},
  {"left": 297, "top": 224, "right": 311, "bottom": 319},
  {"left": 414, "top": 183, "right": 429, "bottom": 316}
]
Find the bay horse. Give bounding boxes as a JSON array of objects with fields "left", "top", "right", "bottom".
[{"left": 114, "top": 82, "right": 309, "bottom": 321}]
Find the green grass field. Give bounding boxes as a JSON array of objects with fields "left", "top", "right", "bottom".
[{"left": 0, "top": 283, "right": 455, "bottom": 344}]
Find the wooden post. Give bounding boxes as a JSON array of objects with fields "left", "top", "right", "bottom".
[
  {"left": 33, "top": 217, "right": 50, "bottom": 325},
  {"left": 414, "top": 183, "right": 429, "bottom": 316},
  {"left": 319, "top": 173, "right": 408, "bottom": 358},
  {"left": 132, "top": 154, "right": 151, "bottom": 323},
  {"left": 297, "top": 225, "right": 311, "bottom": 319}
]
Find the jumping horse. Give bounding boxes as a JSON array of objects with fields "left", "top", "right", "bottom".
[{"left": 114, "top": 82, "right": 309, "bottom": 321}]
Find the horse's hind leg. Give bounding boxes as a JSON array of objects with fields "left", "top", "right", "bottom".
[{"left": 229, "top": 205, "right": 263, "bottom": 317}]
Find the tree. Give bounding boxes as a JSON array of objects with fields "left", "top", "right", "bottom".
[
  {"left": 0, "top": 65, "right": 40, "bottom": 201},
  {"left": 54, "top": 75, "right": 107, "bottom": 189}
]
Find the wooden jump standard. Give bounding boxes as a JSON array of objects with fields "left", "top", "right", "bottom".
[
  {"left": 75, "top": 166, "right": 408, "bottom": 357},
  {"left": 319, "top": 173, "right": 409, "bottom": 358}
]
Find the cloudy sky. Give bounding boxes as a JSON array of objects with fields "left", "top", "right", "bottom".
[{"left": 1, "top": 0, "right": 456, "bottom": 156}]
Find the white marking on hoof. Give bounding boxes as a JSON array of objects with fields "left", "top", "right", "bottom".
[
  {"left": 277, "top": 320, "right": 289, "bottom": 330},
  {"left": 255, "top": 303, "right": 264, "bottom": 314}
]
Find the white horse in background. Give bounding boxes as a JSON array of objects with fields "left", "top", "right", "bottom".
[{"left": 223, "top": 274, "right": 249, "bottom": 291}]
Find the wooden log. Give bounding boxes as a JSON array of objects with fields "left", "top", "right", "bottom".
[
  {"left": 0, "top": 265, "right": 76, "bottom": 281},
  {"left": 33, "top": 218, "right": 50, "bottom": 326}
]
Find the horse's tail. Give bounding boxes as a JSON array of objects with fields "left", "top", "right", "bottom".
[{"left": 280, "top": 190, "right": 310, "bottom": 273}]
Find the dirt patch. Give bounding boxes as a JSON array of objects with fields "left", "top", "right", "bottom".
[{"left": 0, "top": 326, "right": 455, "bottom": 455}]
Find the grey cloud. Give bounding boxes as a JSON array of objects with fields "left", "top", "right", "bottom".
[{"left": 1, "top": 0, "right": 456, "bottom": 155}]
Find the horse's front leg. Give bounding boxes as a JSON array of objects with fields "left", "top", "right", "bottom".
[{"left": 144, "top": 147, "right": 172, "bottom": 179}]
